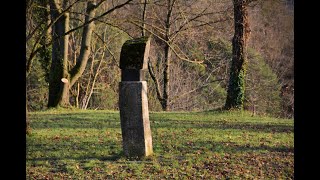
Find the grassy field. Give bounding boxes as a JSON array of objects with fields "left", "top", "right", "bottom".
[{"left": 26, "top": 109, "right": 294, "bottom": 179}]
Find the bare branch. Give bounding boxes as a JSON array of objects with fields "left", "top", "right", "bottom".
[
  {"left": 27, "top": 0, "right": 133, "bottom": 75},
  {"left": 91, "top": 31, "right": 119, "bottom": 67},
  {"left": 129, "top": 20, "right": 204, "bottom": 65},
  {"left": 63, "top": 0, "right": 134, "bottom": 37},
  {"left": 148, "top": 58, "right": 164, "bottom": 102},
  {"left": 26, "top": 0, "right": 82, "bottom": 74},
  {"left": 70, "top": 1, "right": 97, "bottom": 87},
  {"left": 169, "top": 78, "right": 225, "bottom": 105}
]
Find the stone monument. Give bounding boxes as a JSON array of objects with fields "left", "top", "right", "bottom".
[{"left": 119, "top": 36, "right": 153, "bottom": 157}]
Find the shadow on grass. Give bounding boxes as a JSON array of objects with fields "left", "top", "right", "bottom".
[
  {"left": 151, "top": 119, "right": 293, "bottom": 133},
  {"left": 27, "top": 138, "right": 292, "bottom": 170},
  {"left": 185, "top": 140, "right": 294, "bottom": 153},
  {"left": 30, "top": 115, "right": 120, "bottom": 130},
  {"left": 27, "top": 139, "right": 125, "bottom": 163},
  {"left": 31, "top": 118, "right": 292, "bottom": 134},
  {"left": 27, "top": 153, "right": 124, "bottom": 162},
  {"left": 30, "top": 111, "right": 292, "bottom": 133},
  {"left": 27, "top": 148, "right": 124, "bottom": 163}
]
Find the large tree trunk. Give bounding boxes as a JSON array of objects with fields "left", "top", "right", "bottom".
[
  {"left": 225, "top": 0, "right": 250, "bottom": 110},
  {"left": 48, "top": 0, "right": 96, "bottom": 108},
  {"left": 48, "top": 0, "right": 70, "bottom": 107}
]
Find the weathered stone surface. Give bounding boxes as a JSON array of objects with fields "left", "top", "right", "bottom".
[
  {"left": 119, "top": 36, "right": 151, "bottom": 70},
  {"left": 121, "top": 69, "right": 146, "bottom": 81},
  {"left": 119, "top": 81, "right": 153, "bottom": 157}
]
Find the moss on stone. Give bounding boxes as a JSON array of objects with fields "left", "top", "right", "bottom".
[{"left": 120, "top": 36, "right": 150, "bottom": 70}]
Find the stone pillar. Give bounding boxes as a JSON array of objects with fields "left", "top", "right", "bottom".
[{"left": 119, "top": 37, "right": 153, "bottom": 157}]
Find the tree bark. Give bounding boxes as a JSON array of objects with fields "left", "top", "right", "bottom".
[
  {"left": 161, "top": 0, "right": 175, "bottom": 111},
  {"left": 162, "top": 43, "right": 171, "bottom": 111},
  {"left": 48, "top": 0, "right": 70, "bottom": 107},
  {"left": 141, "top": 0, "right": 147, "bottom": 36},
  {"left": 69, "top": 2, "right": 96, "bottom": 87},
  {"left": 147, "top": 59, "right": 164, "bottom": 106},
  {"left": 83, "top": 57, "right": 102, "bottom": 110},
  {"left": 225, "top": 0, "right": 250, "bottom": 110},
  {"left": 38, "top": 1, "right": 52, "bottom": 83},
  {"left": 48, "top": 0, "right": 96, "bottom": 108}
]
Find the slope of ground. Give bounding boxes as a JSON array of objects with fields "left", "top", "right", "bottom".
[{"left": 27, "top": 109, "right": 293, "bottom": 179}]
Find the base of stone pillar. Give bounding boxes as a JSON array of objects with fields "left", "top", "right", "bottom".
[{"left": 119, "top": 81, "right": 153, "bottom": 157}]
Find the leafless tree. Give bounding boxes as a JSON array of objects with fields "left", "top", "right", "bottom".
[
  {"left": 127, "top": 0, "right": 231, "bottom": 110},
  {"left": 26, "top": 0, "right": 134, "bottom": 108}
]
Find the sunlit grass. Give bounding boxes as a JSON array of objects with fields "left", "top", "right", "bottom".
[{"left": 27, "top": 109, "right": 293, "bottom": 179}]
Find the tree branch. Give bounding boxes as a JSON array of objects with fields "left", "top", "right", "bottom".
[
  {"left": 63, "top": 0, "right": 134, "bottom": 37},
  {"left": 26, "top": 0, "right": 82, "bottom": 75},
  {"left": 129, "top": 20, "right": 204, "bottom": 65},
  {"left": 169, "top": 78, "right": 224, "bottom": 105},
  {"left": 27, "top": 0, "right": 132, "bottom": 75},
  {"left": 148, "top": 58, "right": 164, "bottom": 102},
  {"left": 69, "top": 1, "right": 97, "bottom": 87}
]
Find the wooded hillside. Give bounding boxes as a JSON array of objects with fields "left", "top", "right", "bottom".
[{"left": 26, "top": 0, "right": 294, "bottom": 118}]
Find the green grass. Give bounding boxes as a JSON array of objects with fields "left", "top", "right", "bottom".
[{"left": 27, "top": 109, "right": 293, "bottom": 179}]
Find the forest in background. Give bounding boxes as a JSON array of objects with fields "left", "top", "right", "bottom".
[{"left": 26, "top": 0, "right": 294, "bottom": 118}]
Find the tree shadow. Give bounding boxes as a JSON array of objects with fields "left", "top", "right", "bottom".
[
  {"left": 151, "top": 119, "right": 293, "bottom": 133},
  {"left": 187, "top": 140, "right": 293, "bottom": 154},
  {"left": 30, "top": 112, "right": 293, "bottom": 133},
  {"left": 27, "top": 153, "right": 124, "bottom": 162},
  {"left": 30, "top": 114, "right": 120, "bottom": 129},
  {"left": 27, "top": 141, "right": 124, "bottom": 163}
]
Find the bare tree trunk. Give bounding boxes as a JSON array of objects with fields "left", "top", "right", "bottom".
[
  {"left": 161, "top": 0, "right": 175, "bottom": 111},
  {"left": 148, "top": 59, "right": 164, "bottom": 106},
  {"left": 71, "top": 34, "right": 80, "bottom": 108},
  {"left": 69, "top": 2, "right": 96, "bottom": 87},
  {"left": 80, "top": 35, "right": 107, "bottom": 110},
  {"left": 48, "top": 0, "right": 70, "bottom": 107},
  {"left": 75, "top": 82, "right": 80, "bottom": 108},
  {"left": 81, "top": 53, "right": 94, "bottom": 109},
  {"left": 38, "top": 1, "right": 52, "bottom": 83},
  {"left": 141, "top": 0, "right": 147, "bottom": 36},
  {"left": 48, "top": 0, "right": 96, "bottom": 108},
  {"left": 163, "top": 43, "right": 171, "bottom": 111},
  {"left": 83, "top": 50, "right": 105, "bottom": 109},
  {"left": 225, "top": 0, "right": 250, "bottom": 110},
  {"left": 59, "top": 11, "right": 70, "bottom": 106}
]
